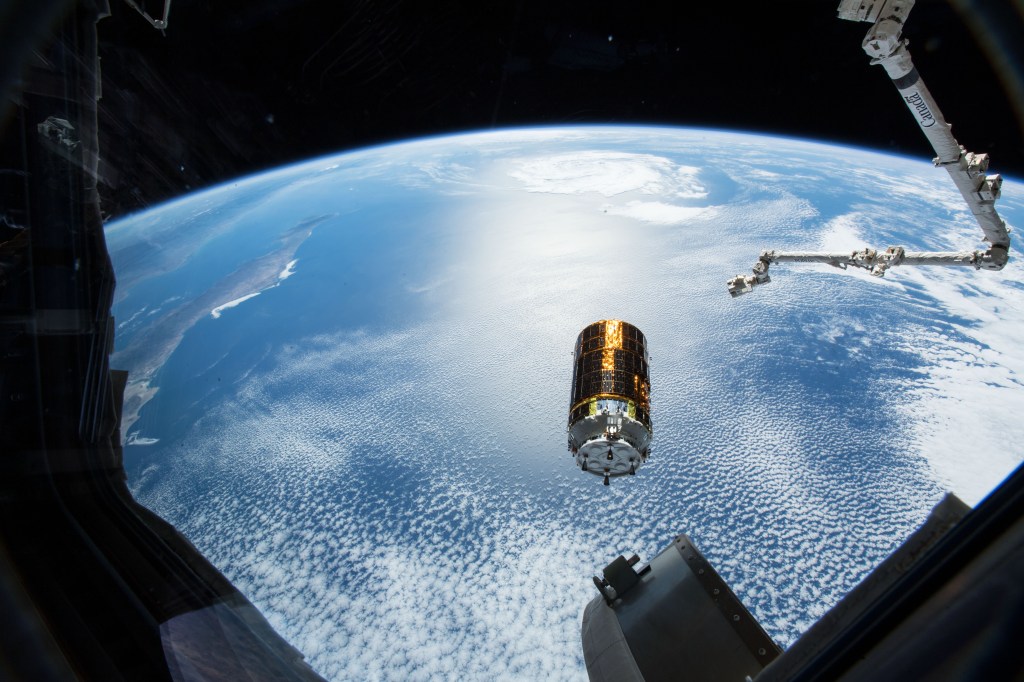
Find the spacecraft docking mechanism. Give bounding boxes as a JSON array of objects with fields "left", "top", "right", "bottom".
[
  {"left": 727, "top": 0, "right": 1011, "bottom": 297},
  {"left": 568, "top": 320, "right": 652, "bottom": 485},
  {"left": 581, "top": 479, "right": 1024, "bottom": 682}
]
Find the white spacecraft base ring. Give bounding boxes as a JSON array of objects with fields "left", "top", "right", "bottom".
[{"left": 569, "top": 409, "right": 651, "bottom": 479}]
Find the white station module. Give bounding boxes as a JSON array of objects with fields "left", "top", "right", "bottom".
[{"left": 568, "top": 320, "right": 652, "bottom": 485}]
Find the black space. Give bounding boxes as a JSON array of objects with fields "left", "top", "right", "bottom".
[{"left": 91, "top": 0, "right": 1024, "bottom": 218}]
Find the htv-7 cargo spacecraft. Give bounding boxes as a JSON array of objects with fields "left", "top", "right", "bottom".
[{"left": 568, "top": 320, "right": 652, "bottom": 485}]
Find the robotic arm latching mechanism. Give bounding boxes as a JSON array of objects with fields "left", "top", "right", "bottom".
[{"left": 728, "top": 0, "right": 1011, "bottom": 297}]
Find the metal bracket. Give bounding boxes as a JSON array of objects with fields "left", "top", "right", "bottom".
[{"left": 122, "top": 0, "right": 172, "bottom": 30}]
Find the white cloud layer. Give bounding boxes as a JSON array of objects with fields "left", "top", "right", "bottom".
[
  {"left": 211, "top": 292, "right": 261, "bottom": 319},
  {"left": 113, "top": 127, "right": 1024, "bottom": 681},
  {"left": 601, "top": 200, "right": 714, "bottom": 224},
  {"left": 508, "top": 151, "right": 707, "bottom": 198}
]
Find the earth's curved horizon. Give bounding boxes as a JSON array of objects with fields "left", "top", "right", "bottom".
[{"left": 106, "top": 125, "right": 1024, "bottom": 680}]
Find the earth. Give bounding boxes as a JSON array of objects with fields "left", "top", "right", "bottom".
[{"left": 106, "top": 126, "right": 1024, "bottom": 680}]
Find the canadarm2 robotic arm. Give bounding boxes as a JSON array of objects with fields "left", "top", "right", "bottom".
[{"left": 728, "top": 0, "right": 1010, "bottom": 297}]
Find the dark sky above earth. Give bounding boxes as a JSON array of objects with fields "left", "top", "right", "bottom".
[{"left": 90, "top": 0, "right": 1024, "bottom": 217}]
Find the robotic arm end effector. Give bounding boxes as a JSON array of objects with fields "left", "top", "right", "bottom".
[{"left": 726, "top": 253, "right": 772, "bottom": 298}]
